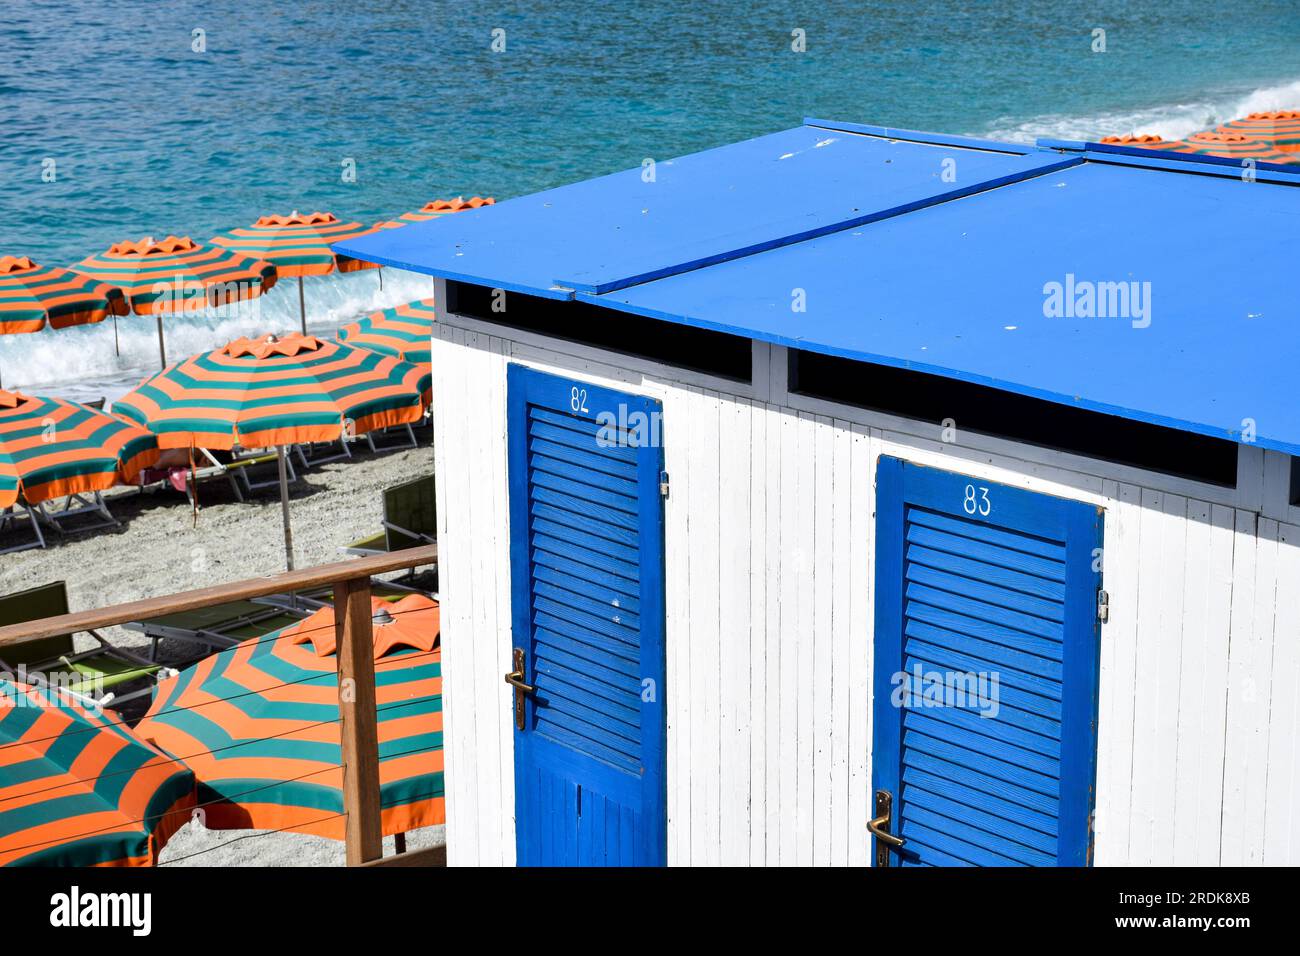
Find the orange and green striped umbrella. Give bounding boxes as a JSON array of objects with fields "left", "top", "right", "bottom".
[
  {"left": 0, "top": 255, "right": 127, "bottom": 334},
  {"left": 1217, "top": 110, "right": 1300, "bottom": 152},
  {"left": 212, "top": 212, "right": 380, "bottom": 276},
  {"left": 0, "top": 389, "right": 160, "bottom": 509},
  {"left": 212, "top": 212, "right": 381, "bottom": 334},
  {"left": 337, "top": 297, "right": 436, "bottom": 366},
  {"left": 1102, "top": 130, "right": 1297, "bottom": 165},
  {"left": 135, "top": 595, "right": 444, "bottom": 840},
  {"left": 115, "top": 331, "right": 429, "bottom": 570},
  {"left": 377, "top": 196, "right": 495, "bottom": 230},
  {"left": 113, "top": 332, "right": 430, "bottom": 451},
  {"left": 0, "top": 256, "right": 128, "bottom": 389},
  {"left": 1, "top": 678, "right": 195, "bottom": 867},
  {"left": 73, "top": 236, "right": 278, "bottom": 368}
]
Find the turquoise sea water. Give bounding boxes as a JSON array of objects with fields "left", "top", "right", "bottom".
[{"left": 3, "top": 0, "right": 1300, "bottom": 394}]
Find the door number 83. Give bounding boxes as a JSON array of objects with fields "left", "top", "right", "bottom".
[{"left": 963, "top": 484, "right": 992, "bottom": 517}]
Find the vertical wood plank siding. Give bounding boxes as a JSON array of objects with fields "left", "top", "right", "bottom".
[{"left": 431, "top": 322, "right": 1300, "bottom": 867}]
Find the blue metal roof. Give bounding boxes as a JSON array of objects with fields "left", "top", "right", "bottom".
[
  {"left": 335, "top": 123, "right": 1072, "bottom": 298},
  {"left": 335, "top": 120, "right": 1300, "bottom": 456}
]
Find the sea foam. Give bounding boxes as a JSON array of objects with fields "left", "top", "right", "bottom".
[
  {"left": 0, "top": 268, "right": 437, "bottom": 403},
  {"left": 980, "top": 77, "right": 1300, "bottom": 144}
]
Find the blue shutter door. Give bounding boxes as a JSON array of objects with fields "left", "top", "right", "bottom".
[
  {"left": 507, "top": 365, "right": 666, "bottom": 866},
  {"left": 872, "top": 457, "right": 1103, "bottom": 867}
]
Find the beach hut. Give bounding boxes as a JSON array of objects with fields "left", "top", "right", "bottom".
[{"left": 336, "top": 119, "right": 1300, "bottom": 868}]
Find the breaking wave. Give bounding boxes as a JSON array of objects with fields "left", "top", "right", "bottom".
[
  {"left": 0, "top": 268, "right": 437, "bottom": 403},
  {"left": 980, "top": 77, "right": 1300, "bottom": 144}
]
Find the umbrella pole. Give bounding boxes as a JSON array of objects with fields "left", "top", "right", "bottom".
[
  {"left": 278, "top": 445, "right": 295, "bottom": 571},
  {"left": 113, "top": 314, "right": 120, "bottom": 356},
  {"left": 155, "top": 314, "right": 167, "bottom": 368},
  {"left": 377, "top": 267, "right": 383, "bottom": 291},
  {"left": 297, "top": 275, "right": 307, "bottom": 335}
]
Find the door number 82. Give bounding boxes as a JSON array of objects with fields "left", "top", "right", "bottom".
[{"left": 963, "top": 484, "right": 991, "bottom": 517}]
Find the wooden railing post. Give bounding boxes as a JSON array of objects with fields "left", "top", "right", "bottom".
[{"left": 335, "top": 575, "right": 383, "bottom": 865}]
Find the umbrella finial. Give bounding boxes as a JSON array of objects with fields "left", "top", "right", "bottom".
[{"left": 373, "top": 608, "right": 395, "bottom": 626}]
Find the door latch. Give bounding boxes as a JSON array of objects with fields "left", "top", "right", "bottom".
[
  {"left": 1097, "top": 588, "right": 1110, "bottom": 624},
  {"left": 504, "top": 647, "right": 535, "bottom": 731},
  {"left": 867, "top": 789, "right": 904, "bottom": 866}
]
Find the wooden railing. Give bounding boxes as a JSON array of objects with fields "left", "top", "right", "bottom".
[{"left": 0, "top": 545, "right": 444, "bottom": 867}]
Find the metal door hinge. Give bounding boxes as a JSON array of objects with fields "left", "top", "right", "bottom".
[
  {"left": 659, "top": 471, "right": 670, "bottom": 498},
  {"left": 1097, "top": 589, "right": 1110, "bottom": 624}
]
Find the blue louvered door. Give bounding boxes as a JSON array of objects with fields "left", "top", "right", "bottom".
[
  {"left": 506, "top": 365, "right": 666, "bottom": 866},
  {"left": 872, "top": 457, "right": 1103, "bottom": 867}
]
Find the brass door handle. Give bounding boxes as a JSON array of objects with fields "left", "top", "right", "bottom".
[
  {"left": 506, "top": 648, "right": 534, "bottom": 731},
  {"left": 504, "top": 670, "right": 536, "bottom": 694},
  {"left": 867, "top": 813, "right": 904, "bottom": 847},
  {"left": 869, "top": 790, "right": 904, "bottom": 866}
]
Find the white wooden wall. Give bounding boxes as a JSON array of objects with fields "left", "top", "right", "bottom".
[{"left": 429, "top": 317, "right": 1300, "bottom": 867}]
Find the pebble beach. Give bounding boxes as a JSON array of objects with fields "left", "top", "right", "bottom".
[{"left": 1, "top": 440, "right": 444, "bottom": 866}]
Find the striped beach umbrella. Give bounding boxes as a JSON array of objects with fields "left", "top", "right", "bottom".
[
  {"left": 0, "top": 255, "right": 127, "bottom": 388},
  {"left": 134, "top": 595, "right": 444, "bottom": 841},
  {"left": 1217, "top": 110, "right": 1300, "bottom": 152},
  {"left": 0, "top": 388, "right": 160, "bottom": 510},
  {"left": 1103, "top": 130, "right": 1297, "bottom": 166},
  {"left": 73, "top": 236, "right": 278, "bottom": 368},
  {"left": 1, "top": 678, "right": 195, "bottom": 867},
  {"left": 114, "top": 332, "right": 430, "bottom": 568},
  {"left": 377, "top": 196, "right": 495, "bottom": 230},
  {"left": 337, "top": 297, "right": 436, "bottom": 366},
  {"left": 211, "top": 212, "right": 381, "bottom": 334},
  {"left": 1172, "top": 130, "right": 1298, "bottom": 164}
]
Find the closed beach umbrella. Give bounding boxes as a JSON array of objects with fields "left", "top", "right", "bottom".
[
  {"left": 0, "top": 255, "right": 127, "bottom": 388},
  {"left": 135, "top": 594, "right": 444, "bottom": 841},
  {"left": 211, "top": 212, "right": 381, "bottom": 334},
  {"left": 377, "top": 196, "right": 495, "bottom": 230},
  {"left": 74, "top": 236, "right": 277, "bottom": 368},
  {"left": 0, "top": 388, "right": 160, "bottom": 510},
  {"left": 337, "top": 297, "right": 436, "bottom": 365},
  {"left": 0, "top": 678, "right": 195, "bottom": 867},
  {"left": 1216, "top": 110, "right": 1300, "bottom": 152},
  {"left": 114, "top": 332, "right": 430, "bottom": 569}
]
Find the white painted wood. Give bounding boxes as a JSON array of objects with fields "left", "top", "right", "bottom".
[
  {"left": 794, "top": 412, "right": 817, "bottom": 864},
  {"left": 429, "top": 317, "right": 1300, "bottom": 868},
  {"left": 719, "top": 396, "right": 752, "bottom": 865},
  {"left": 829, "top": 419, "right": 852, "bottom": 866},
  {"left": 848, "top": 425, "right": 874, "bottom": 868},
  {"left": 688, "top": 386, "right": 721, "bottom": 865},
  {"left": 1092, "top": 481, "right": 1140, "bottom": 865},
  {"left": 663, "top": 381, "right": 691, "bottom": 867},
  {"left": 747, "top": 400, "right": 769, "bottom": 865},
  {"left": 777, "top": 409, "right": 800, "bottom": 865},
  {"left": 811, "top": 414, "right": 834, "bottom": 865},
  {"left": 1264, "top": 522, "right": 1300, "bottom": 863},
  {"left": 761, "top": 400, "right": 784, "bottom": 862}
]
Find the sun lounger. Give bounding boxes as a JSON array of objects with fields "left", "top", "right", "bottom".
[
  {"left": 341, "top": 474, "right": 437, "bottom": 557},
  {"left": 0, "top": 581, "right": 170, "bottom": 708},
  {"left": 254, "top": 577, "right": 432, "bottom": 614},
  {"left": 0, "top": 504, "right": 46, "bottom": 555},
  {"left": 226, "top": 446, "right": 298, "bottom": 495},
  {"left": 34, "top": 490, "right": 120, "bottom": 535},
  {"left": 123, "top": 598, "right": 311, "bottom": 663}
]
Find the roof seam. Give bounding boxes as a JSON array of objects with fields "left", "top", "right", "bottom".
[{"left": 563, "top": 154, "right": 1085, "bottom": 297}]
